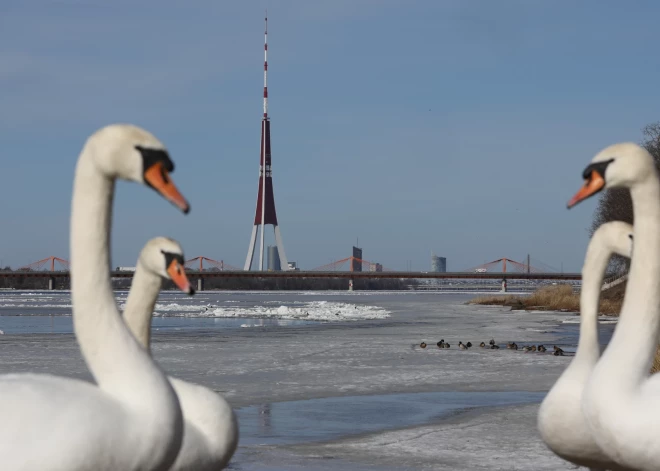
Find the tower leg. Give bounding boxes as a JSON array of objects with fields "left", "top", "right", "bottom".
[
  {"left": 244, "top": 225, "right": 259, "bottom": 271},
  {"left": 273, "top": 225, "right": 289, "bottom": 271},
  {"left": 259, "top": 217, "right": 265, "bottom": 272}
]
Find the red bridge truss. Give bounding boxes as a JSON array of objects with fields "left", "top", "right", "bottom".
[
  {"left": 17, "top": 256, "right": 70, "bottom": 272},
  {"left": 184, "top": 256, "right": 241, "bottom": 272},
  {"left": 462, "top": 257, "right": 558, "bottom": 274},
  {"left": 14, "top": 256, "right": 242, "bottom": 273}
]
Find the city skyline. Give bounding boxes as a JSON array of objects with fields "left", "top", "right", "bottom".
[{"left": 1, "top": 1, "right": 659, "bottom": 272}]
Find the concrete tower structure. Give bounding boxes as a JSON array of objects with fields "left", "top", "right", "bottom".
[{"left": 244, "top": 14, "right": 289, "bottom": 271}]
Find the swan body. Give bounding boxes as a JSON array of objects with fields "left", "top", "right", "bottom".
[
  {"left": 569, "top": 142, "right": 660, "bottom": 471},
  {"left": 123, "top": 237, "right": 239, "bottom": 470},
  {"left": 538, "top": 220, "right": 633, "bottom": 470},
  {"left": 0, "top": 124, "right": 190, "bottom": 470}
]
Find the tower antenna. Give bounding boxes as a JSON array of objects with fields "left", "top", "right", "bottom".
[
  {"left": 259, "top": 11, "right": 268, "bottom": 270},
  {"left": 263, "top": 10, "right": 268, "bottom": 119}
]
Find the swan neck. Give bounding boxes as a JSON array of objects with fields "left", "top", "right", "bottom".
[
  {"left": 575, "top": 241, "right": 610, "bottom": 361},
  {"left": 70, "top": 154, "right": 121, "bottom": 385},
  {"left": 123, "top": 262, "right": 162, "bottom": 352},
  {"left": 601, "top": 178, "right": 660, "bottom": 384},
  {"left": 69, "top": 149, "right": 174, "bottom": 400}
]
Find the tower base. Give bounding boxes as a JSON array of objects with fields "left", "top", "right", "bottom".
[{"left": 244, "top": 224, "right": 289, "bottom": 271}]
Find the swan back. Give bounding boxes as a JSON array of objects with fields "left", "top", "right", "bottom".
[{"left": 169, "top": 378, "right": 239, "bottom": 470}]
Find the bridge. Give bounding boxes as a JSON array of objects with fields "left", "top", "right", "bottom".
[{"left": 0, "top": 255, "right": 583, "bottom": 291}]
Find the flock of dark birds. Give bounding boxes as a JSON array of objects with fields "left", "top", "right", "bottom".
[{"left": 419, "top": 338, "right": 566, "bottom": 356}]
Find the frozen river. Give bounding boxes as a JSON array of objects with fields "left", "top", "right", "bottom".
[{"left": 0, "top": 290, "right": 616, "bottom": 470}]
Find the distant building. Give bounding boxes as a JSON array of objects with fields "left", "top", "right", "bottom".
[
  {"left": 267, "top": 246, "right": 281, "bottom": 271},
  {"left": 287, "top": 261, "right": 299, "bottom": 271},
  {"left": 352, "top": 246, "right": 362, "bottom": 272},
  {"left": 369, "top": 263, "right": 383, "bottom": 272},
  {"left": 431, "top": 254, "right": 446, "bottom": 273}
]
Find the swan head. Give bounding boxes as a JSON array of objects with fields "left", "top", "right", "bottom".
[
  {"left": 567, "top": 142, "right": 655, "bottom": 208},
  {"left": 591, "top": 221, "right": 635, "bottom": 259},
  {"left": 139, "top": 237, "right": 195, "bottom": 295},
  {"left": 87, "top": 124, "right": 190, "bottom": 213}
]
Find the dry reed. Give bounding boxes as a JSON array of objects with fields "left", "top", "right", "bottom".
[{"left": 469, "top": 284, "right": 623, "bottom": 315}]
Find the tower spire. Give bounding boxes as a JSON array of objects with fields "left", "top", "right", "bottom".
[
  {"left": 263, "top": 11, "right": 268, "bottom": 118},
  {"left": 244, "top": 14, "right": 290, "bottom": 272}
]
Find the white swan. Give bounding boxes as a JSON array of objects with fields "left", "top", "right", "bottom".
[
  {"left": 123, "top": 237, "right": 239, "bottom": 470},
  {"left": 568, "top": 142, "right": 660, "bottom": 471},
  {"left": 0, "top": 124, "right": 190, "bottom": 470},
  {"left": 538, "top": 220, "right": 633, "bottom": 470}
]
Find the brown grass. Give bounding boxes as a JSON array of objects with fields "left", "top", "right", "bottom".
[{"left": 469, "top": 284, "right": 622, "bottom": 315}]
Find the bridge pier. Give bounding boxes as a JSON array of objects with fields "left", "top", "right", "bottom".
[
  {"left": 48, "top": 277, "right": 55, "bottom": 290},
  {"left": 197, "top": 278, "right": 204, "bottom": 292},
  {"left": 348, "top": 278, "right": 354, "bottom": 291},
  {"left": 500, "top": 279, "right": 507, "bottom": 293}
]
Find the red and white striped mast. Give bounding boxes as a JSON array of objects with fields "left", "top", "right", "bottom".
[{"left": 259, "top": 12, "right": 268, "bottom": 270}]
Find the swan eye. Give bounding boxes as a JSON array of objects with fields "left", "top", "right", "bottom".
[
  {"left": 135, "top": 146, "right": 175, "bottom": 173},
  {"left": 582, "top": 158, "right": 614, "bottom": 181}
]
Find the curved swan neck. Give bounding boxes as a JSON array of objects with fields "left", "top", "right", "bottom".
[
  {"left": 69, "top": 147, "right": 172, "bottom": 401},
  {"left": 575, "top": 240, "right": 611, "bottom": 362},
  {"left": 123, "top": 262, "right": 162, "bottom": 353},
  {"left": 70, "top": 153, "right": 120, "bottom": 384},
  {"left": 602, "top": 177, "right": 660, "bottom": 385}
]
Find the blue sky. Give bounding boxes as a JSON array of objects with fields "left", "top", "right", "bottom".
[{"left": 1, "top": 0, "right": 659, "bottom": 272}]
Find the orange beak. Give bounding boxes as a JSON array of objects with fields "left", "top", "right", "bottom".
[
  {"left": 167, "top": 260, "right": 195, "bottom": 295},
  {"left": 144, "top": 162, "right": 190, "bottom": 214},
  {"left": 567, "top": 170, "right": 606, "bottom": 209}
]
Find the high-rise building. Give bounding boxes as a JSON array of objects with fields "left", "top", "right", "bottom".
[
  {"left": 431, "top": 254, "right": 447, "bottom": 272},
  {"left": 267, "top": 245, "right": 281, "bottom": 271},
  {"left": 352, "top": 246, "right": 362, "bottom": 272},
  {"left": 369, "top": 263, "right": 383, "bottom": 272}
]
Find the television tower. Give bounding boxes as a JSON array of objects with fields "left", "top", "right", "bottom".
[{"left": 244, "top": 13, "right": 290, "bottom": 271}]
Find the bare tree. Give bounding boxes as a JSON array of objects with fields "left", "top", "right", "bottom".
[{"left": 590, "top": 122, "right": 660, "bottom": 272}]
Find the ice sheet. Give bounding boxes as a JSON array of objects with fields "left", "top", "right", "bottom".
[{"left": 0, "top": 291, "right": 611, "bottom": 470}]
